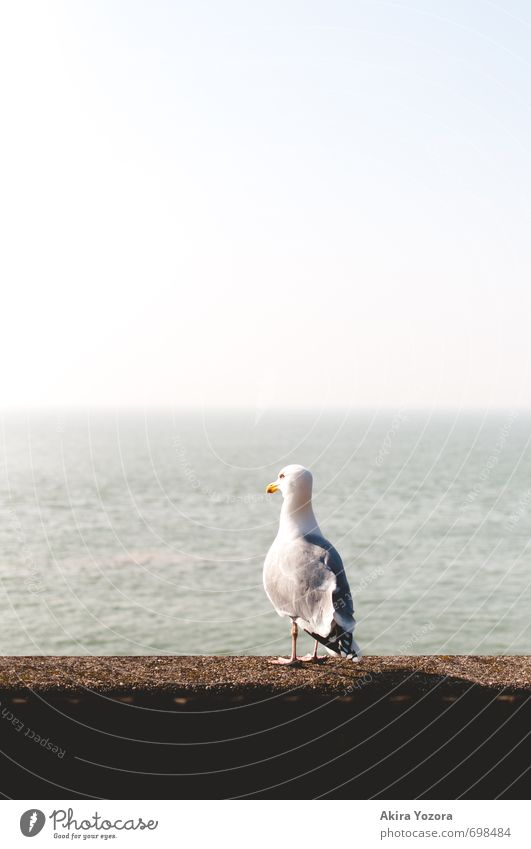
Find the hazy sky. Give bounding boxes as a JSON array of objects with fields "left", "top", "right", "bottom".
[{"left": 1, "top": 1, "right": 531, "bottom": 409}]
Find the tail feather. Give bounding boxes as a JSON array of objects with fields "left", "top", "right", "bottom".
[{"left": 306, "top": 624, "right": 362, "bottom": 661}]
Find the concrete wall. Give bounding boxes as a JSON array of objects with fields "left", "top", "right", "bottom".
[{"left": 0, "top": 656, "right": 528, "bottom": 799}]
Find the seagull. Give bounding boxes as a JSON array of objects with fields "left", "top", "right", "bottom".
[{"left": 263, "top": 464, "right": 362, "bottom": 666}]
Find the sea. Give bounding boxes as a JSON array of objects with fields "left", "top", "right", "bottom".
[{"left": 0, "top": 409, "right": 529, "bottom": 657}]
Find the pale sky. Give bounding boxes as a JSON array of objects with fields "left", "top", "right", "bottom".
[{"left": 1, "top": 1, "right": 531, "bottom": 409}]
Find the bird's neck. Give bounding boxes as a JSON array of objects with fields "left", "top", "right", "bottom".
[{"left": 278, "top": 496, "right": 320, "bottom": 541}]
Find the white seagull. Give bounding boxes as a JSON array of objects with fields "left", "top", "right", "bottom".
[{"left": 263, "top": 464, "right": 362, "bottom": 666}]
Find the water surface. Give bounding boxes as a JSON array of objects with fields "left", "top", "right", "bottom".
[{"left": 0, "top": 409, "right": 529, "bottom": 656}]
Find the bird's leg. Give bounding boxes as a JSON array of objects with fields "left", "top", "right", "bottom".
[
  {"left": 301, "top": 639, "right": 326, "bottom": 663},
  {"left": 270, "top": 620, "right": 301, "bottom": 666}
]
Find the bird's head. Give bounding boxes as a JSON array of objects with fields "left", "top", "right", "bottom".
[{"left": 266, "top": 464, "right": 313, "bottom": 503}]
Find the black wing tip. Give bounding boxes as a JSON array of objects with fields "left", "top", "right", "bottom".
[{"left": 306, "top": 628, "right": 362, "bottom": 660}]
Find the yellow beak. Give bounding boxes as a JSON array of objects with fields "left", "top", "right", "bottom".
[{"left": 266, "top": 482, "right": 279, "bottom": 493}]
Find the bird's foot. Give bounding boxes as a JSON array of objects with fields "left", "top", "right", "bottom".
[
  {"left": 300, "top": 653, "right": 326, "bottom": 663},
  {"left": 269, "top": 656, "right": 301, "bottom": 666}
]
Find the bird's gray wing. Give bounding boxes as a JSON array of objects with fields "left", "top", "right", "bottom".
[
  {"left": 304, "top": 533, "right": 356, "bottom": 634},
  {"left": 263, "top": 533, "right": 355, "bottom": 639}
]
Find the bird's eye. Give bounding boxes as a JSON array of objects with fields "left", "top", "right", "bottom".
[{"left": 279, "top": 473, "right": 285, "bottom": 479}]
